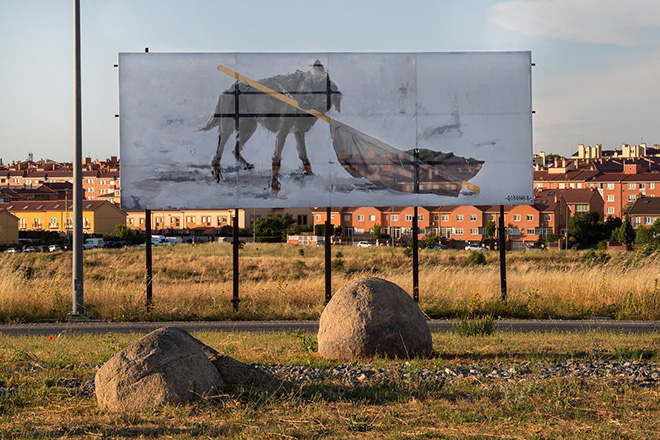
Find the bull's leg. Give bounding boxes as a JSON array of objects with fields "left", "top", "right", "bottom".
[
  {"left": 234, "top": 120, "right": 257, "bottom": 170},
  {"left": 294, "top": 131, "right": 313, "bottom": 175},
  {"left": 270, "top": 131, "right": 289, "bottom": 193},
  {"left": 270, "top": 156, "right": 282, "bottom": 193},
  {"left": 212, "top": 132, "right": 228, "bottom": 182}
]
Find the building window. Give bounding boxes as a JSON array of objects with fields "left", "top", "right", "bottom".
[
  {"left": 628, "top": 183, "right": 636, "bottom": 189},
  {"left": 315, "top": 214, "right": 321, "bottom": 222},
  {"left": 650, "top": 183, "right": 655, "bottom": 189},
  {"left": 369, "top": 215, "right": 376, "bottom": 221},
  {"left": 645, "top": 217, "right": 655, "bottom": 225},
  {"left": 606, "top": 195, "right": 614, "bottom": 202},
  {"left": 453, "top": 228, "right": 464, "bottom": 235},
  {"left": 391, "top": 214, "right": 398, "bottom": 221},
  {"left": 19, "top": 219, "right": 26, "bottom": 228},
  {"left": 558, "top": 183, "right": 565, "bottom": 189},
  {"left": 469, "top": 214, "right": 477, "bottom": 221},
  {"left": 357, "top": 215, "right": 364, "bottom": 221},
  {"left": 129, "top": 218, "right": 134, "bottom": 225},
  {"left": 513, "top": 214, "right": 521, "bottom": 221},
  {"left": 456, "top": 214, "right": 463, "bottom": 222},
  {"left": 606, "top": 183, "right": 614, "bottom": 190},
  {"left": 442, "top": 215, "right": 449, "bottom": 222},
  {"left": 569, "top": 183, "right": 575, "bottom": 188},
  {"left": 640, "top": 183, "right": 646, "bottom": 189},
  {"left": 434, "top": 214, "right": 439, "bottom": 221},
  {"left": 344, "top": 215, "right": 351, "bottom": 221},
  {"left": 297, "top": 215, "right": 307, "bottom": 226},
  {"left": 544, "top": 214, "right": 551, "bottom": 222},
  {"left": 526, "top": 228, "right": 536, "bottom": 235},
  {"left": 575, "top": 204, "right": 588, "bottom": 212},
  {"left": 469, "top": 228, "right": 479, "bottom": 235},
  {"left": 83, "top": 218, "right": 89, "bottom": 228},
  {"left": 50, "top": 217, "right": 57, "bottom": 228},
  {"left": 628, "top": 195, "right": 637, "bottom": 202},
  {"left": 577, "top": 183, "right": 583, "bottom": 188},
  {"left": 606, "top": 207, "right": 615, "bottom": 214},
  {"left": 139, "top": 218, "right": 144, "bottom": 225},
  {"left": 417, "top": 215, "right": 424, "bottom": 221},
  {"left": 509, "top": 228, "right": 521, "bottom": 235},
  {"left": 526, "top": 214, "right": 534, "bottom": 221},
  {"left": 487, "top": 214, "right": 494, "bottom": 222},
  {"left": 405, "top": 215, "right": 413, "bottom": 221}
]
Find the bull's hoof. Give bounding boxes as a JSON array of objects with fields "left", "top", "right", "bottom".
[
  {"left": 269, "top": 177, "right": 281, "bottom": 193},
  {"left": 211, "top": 157, "right": 222, "bottom": 182}
]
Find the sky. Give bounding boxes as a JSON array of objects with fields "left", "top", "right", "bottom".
[{"left": 1, "top": 0, "right": 660, "bottom": 164}]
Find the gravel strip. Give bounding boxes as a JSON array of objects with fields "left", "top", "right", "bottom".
[{"left": 257, "top": 360, "right": 660, "bottom": 388}]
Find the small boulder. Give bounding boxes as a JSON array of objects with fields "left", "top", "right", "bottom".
[
  {"left": 318, "top": 277, "right": 432, "bottom": 359},
  {"left": 95, "top": 327, "right": 223, "bottom": 411}
]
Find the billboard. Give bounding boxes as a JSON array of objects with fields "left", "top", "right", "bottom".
[{"left": 119, "top": 52, "right": 532, "bottom": 210}]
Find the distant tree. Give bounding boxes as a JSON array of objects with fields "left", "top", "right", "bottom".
[
  {"left": 610, "top": 219, "right": 635, "bottom": 245},
  {"left": 603, "top": 216, "right": 622, "bottom": 240},
  {"left": 254, "top": 213, "right": 296, "bottom": 242},
  {"left": 569, "top": 212, "right": 604, "bottom": 248},
  {"left": 371, "top": 224, "right": 390, "bottom": 244},
  {"left": 546, "top": 233, "right": 563, "bottom": 244},
  {"left": 544, "top": 153, "right": 563, "bottom": 163},
  {"left": 485, "top": 220, "right": 496, "bottom": 238},
  {"left": 114, "top": 224, "right": 134, "bottom": 240}
]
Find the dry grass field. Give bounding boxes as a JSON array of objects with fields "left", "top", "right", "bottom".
[
  {"left": 1, "top": 243, "right": 659, "bottom": 323},
  {"left": 0, "top": 330, "right": 658, "bottom": 439}
]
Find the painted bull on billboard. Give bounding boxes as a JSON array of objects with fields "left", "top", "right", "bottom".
[{"left": 200, "top": 61, "right": 341, "bottom": 191}]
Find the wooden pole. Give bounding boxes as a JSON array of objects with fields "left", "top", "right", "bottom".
[
  {"left": 498, "top": 205, "right": 507, "bottom": 301},
  {"left": 324, "top": 207, "right": 332, "bottom": 305},
  {"left": 145, "top": 209, "right": 153, "bottom": 309}
]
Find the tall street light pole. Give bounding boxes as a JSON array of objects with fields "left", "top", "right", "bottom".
[{"left": 69, "top": 0, "right": 85, "bottom": 319}]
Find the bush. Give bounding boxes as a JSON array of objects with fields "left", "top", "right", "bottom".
[
  {"left": 467, "top": 251, "right": 486, "bottom": 266},
  {"left": 580, "top": 249, "right": 611, "bottom": 265},
  {"left": 454, "top": 315, "right": 496, "bottom": 336}
]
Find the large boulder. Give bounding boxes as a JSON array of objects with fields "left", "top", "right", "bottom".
[
  {"left": 318, "top": 277, "right": 432, "bottom": 359},
  {"left": 95, "top": 327, "right": 281, "bottom": 411}
]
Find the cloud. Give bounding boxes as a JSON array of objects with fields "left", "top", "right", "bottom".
[{"left": 489, "top": 0, "right": 660, "bottom": 46}]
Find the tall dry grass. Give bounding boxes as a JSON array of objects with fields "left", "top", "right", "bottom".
[{"left": 1, "top": 243, "right": 659, "bottom": 322}]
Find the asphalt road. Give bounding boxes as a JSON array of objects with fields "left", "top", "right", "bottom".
[{"left": 0, "top": 319, "right": 658, "bottom": 336}]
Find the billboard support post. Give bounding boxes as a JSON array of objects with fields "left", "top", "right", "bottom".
[
  {"left": 69, "top": 0, "right": 85, "bottom": 321},
  {"left": 498, "top": 205, "right": 507, "bottom": 301},
  {"left": 412, "top": 149, "right": 419, "bottom": 303},
  {"left": 324, "top": 207, "right": 332, "bottom": 305},
  {"left": 145, "top": 209, "right": 153, "bottom": 309},
  {"left": 232, "top": 209, "right": 240, "bottom": 311}
]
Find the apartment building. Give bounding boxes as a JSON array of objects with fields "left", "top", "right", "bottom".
[
  {"left": 628, "top": 197, "right": 660, "bottom": 229},
  {"left": 313, "top": 196, "right": 568, "bottom": 250},
  {"left": 0, "top": 209, "right": 19, "bottom": 244},
  {"left": 0, "top": 157, "right": 120, "bottom": 205},
  {"left": 126, "top": 207, "right": 314, "bottom": 236},
  {"left": 0, "top": 200, "right": 126, "bottom": 236}
]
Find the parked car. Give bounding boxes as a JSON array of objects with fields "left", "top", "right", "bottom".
[
  {"left": 3, "top": 247, "right": 21, "bottom": 253},
  {"left": 23, "top": 246, "right": 38, "bottom": 253},
  {"left": 48, "top": 245, "right": 61, "bottom": 252},
  {"left": 356, "top": 241, "right": 372, "bottom": 247},
  {"left": 83, "top": 238, "right": 104, "bottom": 249},
  {"left": 429, "top": 243, "right": 447, "bottom": 250},
  {"left": 465, "top": 244, "right": 488, "bottom": 251}
]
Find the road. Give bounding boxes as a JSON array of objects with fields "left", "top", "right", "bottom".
[{"left": 0, "top": 319, "right": 657, "bottom": 336}]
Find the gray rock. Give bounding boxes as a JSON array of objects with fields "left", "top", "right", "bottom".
[
  {"left": 318, "top": 277, "right": 432, "bottom": 359},
  {"left": 95, "top": 327, "right": 224, "bottom": 411}
]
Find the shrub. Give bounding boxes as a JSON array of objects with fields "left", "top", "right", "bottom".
[
  {"left": 467, "top": 251, "right": 486, "bottom": 266},
  {"left": 580, "top": 249, "right": 611, "bottom": 265},
  {"left": 454, "top": 315, "right": 496, "bottom": 336}
]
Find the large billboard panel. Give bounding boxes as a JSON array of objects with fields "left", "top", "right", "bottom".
[{"left": 119, "top": 52, "right": 532, "bottom": 209}]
